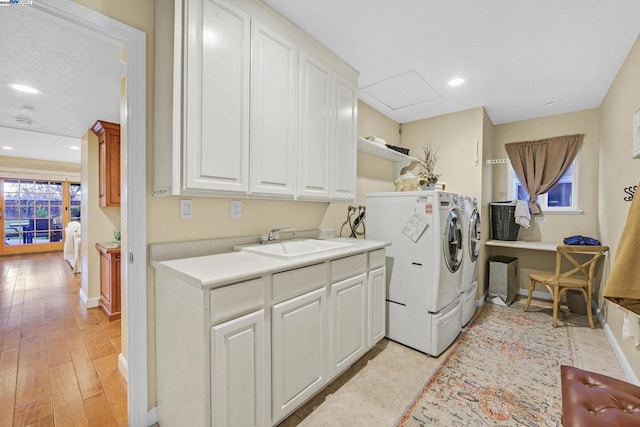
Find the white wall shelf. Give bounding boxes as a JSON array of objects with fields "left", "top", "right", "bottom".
[{"left": 357, "top": 137, "right": 417, "bottom": 179}]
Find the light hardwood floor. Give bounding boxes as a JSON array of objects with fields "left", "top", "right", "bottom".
[{"left": 0, "top": 252, "right": 126, "bottom": 427}]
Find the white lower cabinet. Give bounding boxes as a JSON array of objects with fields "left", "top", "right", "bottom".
[
  {"left": 211, "top": 310, "right": 265, "bottom": 427},
  {"left": 330, "top": 273, "right": 367, "bottom": 375},
  {"left": 368, "top": 267, "right": 386, "bottom": 346},
  {"left": 271, "top": 287, "right": 327, "bottom": 423},
  {"left": 153, "top": 246, "right": 387, "bottom": 427}
]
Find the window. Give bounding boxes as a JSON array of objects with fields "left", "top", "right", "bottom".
[
  {"left": 508, "top": 158, "right": 579, "bottom": 212},
  {"left": 2, "top": 179, "right": 81, "bottom": 249}
]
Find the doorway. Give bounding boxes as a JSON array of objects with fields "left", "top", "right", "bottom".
[{"left": 30, "top": 1, "right": 148, "bottom": 425}]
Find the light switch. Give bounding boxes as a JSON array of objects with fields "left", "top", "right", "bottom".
[
  {"left": 230, "top": 200, "right": 242, "bottom": 219},
  {"left": 180, "top": 199, "right": 192, "bottom": 219}
]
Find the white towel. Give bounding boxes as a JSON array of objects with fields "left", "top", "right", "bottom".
[
  {"left": 623, "top": 312, "right": 640, "bottom": 348},
  {"left": 514, "top": 200, "right": 531, "bottom": 229}
]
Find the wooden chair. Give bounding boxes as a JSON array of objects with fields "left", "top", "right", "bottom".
[{"left": 524, "top": 245, "right": 609, "bottom": 328}]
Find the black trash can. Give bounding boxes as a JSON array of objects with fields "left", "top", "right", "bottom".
[
  {"left": 490, "top": 201, "right": 521, "bottom": 241},
  {"left": 487, "top": 256, "right": 518, "bottom": 306}
]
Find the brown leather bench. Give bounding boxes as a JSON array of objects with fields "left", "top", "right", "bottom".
[{"left": 561, "top": 365, "right": 640, "bottom": 426}]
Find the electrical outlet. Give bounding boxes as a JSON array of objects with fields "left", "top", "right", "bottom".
[
  {"left": 230, "top": 200, "right": 242, "bottom": 219},
  {"left": 180, "top": 199, "right": 192, "bottom": 219},
  {"left": 534, "top": 215, "right": 546, "bottom": 223}
]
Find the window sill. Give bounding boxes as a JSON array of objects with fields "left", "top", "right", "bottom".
[{"left": 539, "top": 209, "right": 584, "bottom": 215}]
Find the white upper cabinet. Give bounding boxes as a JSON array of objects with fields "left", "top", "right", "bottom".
[
  {"left": 331, "top": 75, "right": 357, "bottom": 200},
  {"left": 154, "top": 0, "right": 358, "bottom": 200},
  {"left": 297, "top": 53, "right": 358, "bottom": 201},
  {"left": 250, "top": 21, "right": 298, "bottom": 197},
  {"left": 184, "top": 0, "right": 250, "bottom": 194},
  {"left": 297, "top": 52, "right": 332, "bottom": 200}
]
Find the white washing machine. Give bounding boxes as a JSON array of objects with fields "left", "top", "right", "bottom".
[
  {"left": 460, "top": 195, "right": 481, "bottom": 326},
  {"left": 366, "top": 190, "right": 463, "bottom": 356}
]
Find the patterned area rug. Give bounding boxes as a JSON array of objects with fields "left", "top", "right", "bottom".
[{"left": 398, "top": 303, "right": 575, "bottom": 426}]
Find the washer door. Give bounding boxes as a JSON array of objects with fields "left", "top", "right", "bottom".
[
  {"left": 469, "top": 209, "right": 481, "bottom": 262},
  {"left": 443, "top": 209, "right": 463, "bottom": 273}
]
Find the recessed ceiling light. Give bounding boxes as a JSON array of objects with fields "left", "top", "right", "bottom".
[
  {"left": 544, "top": 101, "right": 558, "bottom": 106},
  {"left": 9, "top": 83, "right": 40, "bottom": 94},
  {"left": 2, "top": 146, "right": 14, "bottom": 151},
  {"left": 448, "top": 78, "right": 465, "bottom": 87},
  {"left": 69, "top": 146, "right": 80, "bottom": 150}
]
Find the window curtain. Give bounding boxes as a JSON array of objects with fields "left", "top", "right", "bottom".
[{"left": 505, "top": 134, "right": 583, "bottom": 214}]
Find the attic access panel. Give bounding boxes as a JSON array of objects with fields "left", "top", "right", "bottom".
[{"left": 360, "top": 70, "right": 442, "bottom": 110}]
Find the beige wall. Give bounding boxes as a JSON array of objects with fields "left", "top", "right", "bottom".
[
  {"left": 80, "top": 131, "right": 120, "bottom": 305},
  {"left": 492, "top": 109, "right": 600, "bottom": 242},
  {"left": 477, "top": 109, "right": 495, "bottom": 296},
  {"left": 598, "top": 34, "right": 640, "bottom": 379},
  {"left": 489, "top": 109, "right": 601, "bottom": 296},
  {"left": 401, "top": 107, "right": 485, "bottom": 199}
]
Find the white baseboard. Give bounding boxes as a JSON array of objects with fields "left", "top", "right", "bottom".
[
  {"left": 79, "top": 288, "right": 99, "bottom": 308},
  {"left": 147, "top": 407, "right": 158, "bottom": 426},
  {"left": 594, "top": 304, "right": 640, "bottom": 385},
  {"left": 517, "top": 288, "right": 552, "bottom": 301},
  {"left": 118, "top": 353, "right": 128, "bottom": 382}
]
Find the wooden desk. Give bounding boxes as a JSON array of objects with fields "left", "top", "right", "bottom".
[{"left": 485, "top": 240, "right": 559, "bottom": 252}]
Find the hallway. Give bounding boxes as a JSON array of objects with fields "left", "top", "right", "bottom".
[{"left": 0, "top": 252, "right": 126, "bottom": 426}]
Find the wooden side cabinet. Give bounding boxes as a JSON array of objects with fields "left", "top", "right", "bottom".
[
  {"left": 91, "top": 120, "right": 121, "bottom": 207},
  {"left": 96, "top": 242, "right": 121, "bottom": 321}
]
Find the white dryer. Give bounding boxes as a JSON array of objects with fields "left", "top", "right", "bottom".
[
  {"left": 366, "top": 190, "right": 463, "bottom": 356},
  {"left": 460, "top": 195, "right": 481, "bottom": 326}
]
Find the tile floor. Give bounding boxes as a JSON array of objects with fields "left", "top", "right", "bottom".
[
  {"left": 278, "top": 297, "right": 626, "bottom": 426},
  {"left": 0, "top": 252, "right": 126, "bottom": 426}
]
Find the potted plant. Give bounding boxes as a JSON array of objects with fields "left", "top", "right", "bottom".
[
  {"left": 113, "top": 229, "right": 121, "bottom": 246},
  {"left": 416, "top": 144, "right": 440, "bottom": 188}
]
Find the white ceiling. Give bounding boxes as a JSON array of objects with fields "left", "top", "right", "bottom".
[
  {"left": 0, "top": 5, "right": 122, "bottom": 164},
  {"left": 263, "top": 0, "right": 640, "bottom": 125},
  {"left": 1, "top": 1, "right": 639, "bottom": 165}
]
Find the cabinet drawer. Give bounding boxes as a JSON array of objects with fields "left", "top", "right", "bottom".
[
  {"left": 273, "top": 263, "right": 327, "bottom": 304},
  {"left": 210, "top": 277, "right": 265, "bottom": 324},
  {"left": 368, "top": 249, "right": 385, "bottom": 269},
  {"left": 331, "top": 253, "right": 366, "bottom": 283}
]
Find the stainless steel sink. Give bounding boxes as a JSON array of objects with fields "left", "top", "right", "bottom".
[{"left": 240, "top": 239, "right": 353, "bottom": 259}]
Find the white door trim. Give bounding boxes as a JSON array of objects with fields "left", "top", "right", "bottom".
[{"left": 33, "top": 1, "right": 149, "bottom": 425}]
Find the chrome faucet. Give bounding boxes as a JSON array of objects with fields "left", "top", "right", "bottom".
[{"left": 263, "top": 227, "right": 296, "bottom": 243}]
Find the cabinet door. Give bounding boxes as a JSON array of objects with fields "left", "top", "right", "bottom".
[
  {"left": 211, "top": 310, "right": 265, "bottom": 427},
  {"left": 297, "top": 51, "right": 331, "bottom": 200},
  {"left": 250, "top": 20, "right": 297, "bottom": 197},
  {"left": 103, "top": 128, "right": 121, "bottom": 206},
  {"left": 330, "top": 273, "right": 367, "bottom": 376},
  {"left": 99, "top": 252, "right": 111, "bottom": 307},
  {"left": 330, "top": 75, "right": 357, "bottom": 201},
  {"left": 184, "top": 0, "right": 250, "bottom": 193},
  {"left": 272, "top": 287, "right": 327, "bottom": 422},
  {"left": 113, "top": 253, "right": 121, "bottom": 313},
  {"left": 368, "top": 267, "right": 386, "bottom": 346}
]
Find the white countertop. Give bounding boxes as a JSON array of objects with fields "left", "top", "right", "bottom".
[{"left": 151, "top": 237, "right": 390, "bottom": 289}]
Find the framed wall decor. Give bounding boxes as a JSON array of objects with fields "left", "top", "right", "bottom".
[{"left": 633, "top": 109, "right": 640, "bottom": 159}]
